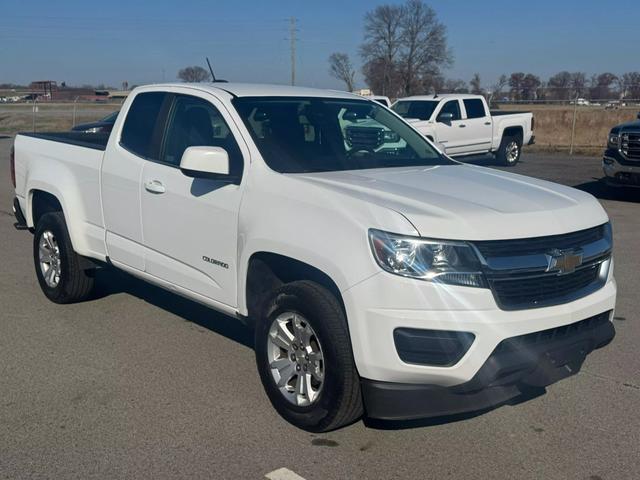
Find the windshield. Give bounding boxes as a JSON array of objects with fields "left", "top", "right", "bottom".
[
  {"left": 102, "top": 111, "right": 119, "bottom": 122},
  {"left": 392, "top": 100, "right": 439, "bottom": 121},
  {"left": 233, "top": 97, "right": 452, "bottom": 173}
]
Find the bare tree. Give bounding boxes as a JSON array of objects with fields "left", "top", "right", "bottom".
[
  {"left": 328, "top": 53, "right": 356, "bottom": 92},
  {"left": 397, "top": 0, "right": 452, "bottom": 95},
  {"left": 589, "top": 73, "right": 618, "bottom": 100},
  {"left": 360, "top": 0, "right": 451, "bottom": 97},
  {"left": 470, "top": 73, "right": 482, "bottom": 95},
  {"left": 360, "top": 4, "right": 404, "bottom": 96},
  {"left": 522, "top": 74, "right": 541, "bottom": 101},
  {"left": 177, "top": 66, "right": 211, "bottom": 83},
  {"left": 489, "top": 74, "right": 508, "bottom": 103},
  {"left": 509, "top": 72, "right": 526, "bottom": 101},
  {"left": 422, "top": 72, "right": 445, "bottom": 95},
  {"left": 443, "top": 78, "right": 468, "bottom": 93},
  {"left": 547, "top": 71, "right": 572, "bottom": 100},
  {"left": 621, "top": 72, "right": 640, "bottom": 99},
  {"left": 569, "top": 72, "right": 587, "bottom": 99}
]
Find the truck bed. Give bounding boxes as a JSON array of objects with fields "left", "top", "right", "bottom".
[
  {"left": 490, "top": 110, "right": 529, "bottom": 116},
  {"left": 19, "top": 131, "right": 109, "bottom": 151}
]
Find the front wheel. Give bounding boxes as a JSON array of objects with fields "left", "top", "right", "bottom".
[
  {"left": 255, "top": 281, "right": 363, "bottom": 432},
  {"left": 496, "top": 135, "right": 522, "bottom": 166},
  {"left": 33, "top": 212, "right": 95, "bottom": 303}
]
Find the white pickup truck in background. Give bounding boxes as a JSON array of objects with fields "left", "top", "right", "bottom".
[
  {"left": 11, "top": 83, "right": 614, "bottom": 432},
  {"left": 392, "top": 94, "right": 534, "bottom": 165}
]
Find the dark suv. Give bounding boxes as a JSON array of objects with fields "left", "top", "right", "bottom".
[{"left": 603, "top": 112, "right": 640, "bottom": 187}]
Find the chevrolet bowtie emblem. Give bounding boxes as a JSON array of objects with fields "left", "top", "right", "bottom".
[{"left": 545, "top": 248, "right": 584, "bottom": 275}]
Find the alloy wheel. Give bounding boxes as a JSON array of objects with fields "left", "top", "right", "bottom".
[
  {"left": 38, "top": 230, "right": 62, "bottom": 288},
  {"left": 266, "top": 312, "right": 325, "bottom": 407}
]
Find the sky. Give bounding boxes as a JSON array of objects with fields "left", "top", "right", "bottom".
[{"left": 0, "top": 0, "right": 637, "bottom": 90}]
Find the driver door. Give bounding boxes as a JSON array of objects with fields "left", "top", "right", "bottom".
[
  {"left": 140, "top": 91, "right": 247, "bottom": 307},
  {"left": 434, "top": 99, "right": 467, "bottom": 155}
]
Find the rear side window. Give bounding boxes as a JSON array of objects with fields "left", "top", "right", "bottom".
[
  {"left": 463, "top": 99, "right": 486, "bottom": 119},
  {"left": 120, "top": 92, "right": 167, "bottom": 159}
]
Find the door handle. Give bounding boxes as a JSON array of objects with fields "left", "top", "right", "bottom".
[
  {"left": 484, "top": 121, "right": 491, "bottom": 125},
  {"left": 459, "top": 124, "right": 466, "bottom": 128},
  {"left": 144, "top": 180, "right": 166, "bottom": 194}
]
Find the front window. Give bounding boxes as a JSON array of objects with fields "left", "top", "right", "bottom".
[
  {"left": 437, "top": 100, "right": 461, "bottom": 122},
  {"left": 233, "top": 97, "right": 453, "bottom": 173}
]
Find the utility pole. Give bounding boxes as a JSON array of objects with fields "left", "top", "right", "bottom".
[{"left": 289, "top": 17, "right": 297, "bottom": 86}]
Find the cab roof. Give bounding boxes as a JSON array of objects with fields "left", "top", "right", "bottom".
[
  {"left": 149, "top": 82, "right": 364, "bottom": 99},
  {"left": 397, "top": 94, "right": 484, "bottom": 101}
]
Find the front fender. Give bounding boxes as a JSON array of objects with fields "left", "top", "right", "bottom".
[{"left": 235, "top": 168, "right": 417, "bottom": 316}]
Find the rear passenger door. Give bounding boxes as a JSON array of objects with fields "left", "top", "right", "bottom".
[
  {"left": 462, "top": 98, "right": 493, "bottom": 154},
  {"left": 139, "top": 91, "right": 247, "bottom": 308},
  {"left": 102, "top": 91, "right": 170, "bottom": 271}
]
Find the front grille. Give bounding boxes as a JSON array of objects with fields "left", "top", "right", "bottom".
[
  {"left": 474, "top": 224, "right": 605, "bottom": 257},
  {"left": 489, "top": 264, "right": 601, "bottom": 310},
  {"left": 621, "top": 132, "right": 640, "bottom": 160},
  {"left": 472, "top": 224, "right": 611, "bottom": 310},
  {"left": 345, "top": 126, "right": 383, "bottom": 149}
]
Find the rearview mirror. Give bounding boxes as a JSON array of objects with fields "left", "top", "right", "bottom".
[
  {"left": 437, "top": 112, "right": 453, "bottom": 123},
  {"left": 180, "top": 146, "right": 233, "bottom": 181}
]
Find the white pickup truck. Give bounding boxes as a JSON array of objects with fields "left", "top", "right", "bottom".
[
  {"left": 11, "top": 83, "right": 615, "bottom": 432},
  {"left": 392, "top": 94, "right": 534, "bottom": 165}
]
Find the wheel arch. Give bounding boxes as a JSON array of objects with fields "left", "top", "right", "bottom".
[
  {"left": 30, "top": 189, "right": 64, "bottom": 228},
  {"left": 502, "top": 126, "right": 524, "bottom": 143},
  {"left": 244, "top": 251, "right": 345, "bottom": 321}
]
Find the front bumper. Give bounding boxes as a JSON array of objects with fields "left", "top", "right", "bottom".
[
  {"left": 603, "top": 148, "right": 640, "bottom": 187},
  {"left": 527, "top": 135, "right": 536, "bottom": 146},
  {"left": 342, "top": 264, "right": 617, "bottom": 419},
  {"left": 362, "top": 310, "right": 614, "bottom": 420}
]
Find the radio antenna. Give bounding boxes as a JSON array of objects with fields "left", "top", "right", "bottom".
[{"left": 206, "top": 57, "right": 216, "bottom": 82}]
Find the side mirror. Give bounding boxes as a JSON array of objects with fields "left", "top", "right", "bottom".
[
  {"left": 180, "top": 146, "right": 234, "bottom": 181},
  {"left": 437, "top": 112, "right": 454, "bottom": 124}
]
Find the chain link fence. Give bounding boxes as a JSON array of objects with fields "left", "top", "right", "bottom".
[{"left": 0, "top": 99, "right": 124, "bottom": 137}]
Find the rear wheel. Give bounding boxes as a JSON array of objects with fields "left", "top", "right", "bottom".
[
  {"left": 33, "top": 212, "right": 95, "bottom": 303},
  {"left": 496, "top": 135, "right": 522, "bottom": 166},
  {"left": 255, "top": 281, "right": 363, "bottom": 432}
]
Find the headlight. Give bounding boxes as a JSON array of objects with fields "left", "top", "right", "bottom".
[
  {"left": 368, "top": 229, "right": 486, "bottom": 287},
  {"left": 383, "top": 131, "right": 400, "bottom": 143},
  {"left": 608, "top": 132, "right": 620, "bottom": 148}
]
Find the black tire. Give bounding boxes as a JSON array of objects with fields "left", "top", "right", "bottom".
[
  {"left": 255, "top": 280, "right": 363, "bottom": 432},
  {"left": 33, "top": 212, "right": 95, "bottom": 304},
  {"left": 496, "top": 135, "right": 522, "bottom": 166}
]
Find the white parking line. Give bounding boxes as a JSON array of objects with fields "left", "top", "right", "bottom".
[{"left": 265, "top": 467, "right": 307, "bottom": 480}]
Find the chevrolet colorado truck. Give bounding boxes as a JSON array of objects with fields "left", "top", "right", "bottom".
[
  {"left": 392, "top": 94, "right": 534, "bottom": 165},
  {"left": 11, "top": 83, "right": 615, "bottom": 431},
  {"left": 603, "top": 112, "right": 640, "bottom": 187}
]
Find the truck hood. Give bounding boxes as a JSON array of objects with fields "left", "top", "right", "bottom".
[{"left": 294, "top": 165, "right": 608, "bottom": 240}]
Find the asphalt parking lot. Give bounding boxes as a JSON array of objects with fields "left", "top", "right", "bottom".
[{"left": 1, "top": 137, "right": 639, "bottom": 479}]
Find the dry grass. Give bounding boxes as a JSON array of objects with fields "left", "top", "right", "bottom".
[
  {"left": 0, "top": 102, "right": 122, "bottom": 136},
  {"left": 498, "top": 104, "right": 639, "bottom": 154}
]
